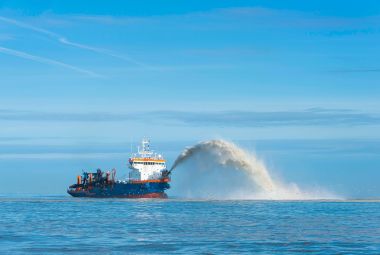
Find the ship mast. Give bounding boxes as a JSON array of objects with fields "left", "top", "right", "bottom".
[{"left": 138, "top": 138, "right": 153, "bottom": 158}]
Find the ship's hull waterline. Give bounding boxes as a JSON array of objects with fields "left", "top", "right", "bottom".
[{"left": 67, "top": 182, "right": 170, "bottom": 198}]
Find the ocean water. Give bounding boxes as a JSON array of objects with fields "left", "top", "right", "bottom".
[{"left": 0, "top": 196, "right": 379, "bottom": 254}]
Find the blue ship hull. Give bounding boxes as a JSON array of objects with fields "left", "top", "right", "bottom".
[{"left": 67, "top": 181, "right": 170, "bottom": 198}]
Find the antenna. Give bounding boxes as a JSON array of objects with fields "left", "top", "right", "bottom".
[{"left": 130, "top": 137, "right": 132, "bottom": 155}]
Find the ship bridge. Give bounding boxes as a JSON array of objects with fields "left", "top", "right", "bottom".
[{"left": 128, "top": 138, "right": 167, "bottom": 181}]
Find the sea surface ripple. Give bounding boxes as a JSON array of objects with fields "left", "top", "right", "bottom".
[{"left": 0, "top": 196, "right": 379, "bottom": 254}]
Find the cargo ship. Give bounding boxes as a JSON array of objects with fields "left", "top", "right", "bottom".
[{"left": 67, "top": 139, "right": 171, "bottom": 198}]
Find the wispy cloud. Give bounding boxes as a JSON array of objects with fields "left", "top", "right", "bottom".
[
  {"left": 331, "top": 68, "right": 380, "bottom": 73},
  {"left": 70, "top": 7, "right": 379, "bottom": 30},
  {"left": 0, "top": 152, "right": 125, "bottom": 160},
  {"left": 0, "top": 109, "right": 134, "bottom": 122},
  {"left": 0, "top": 108, "right": 379, "bottom": 127},
  {"left": 0, "top": 16, "right": 59, "bottom": 37},
  {"left": 58, "top": 38, "right": 148, "bottom": 67},
  {"left": 206, "top": 7, "right": 380, "bottom": 30},
  {"left": 154, "top": 108, "right": 380, "bottom": 127},
  {"left": 0, "top": 46, "right": 101, "bottom": 77},
  {"left": 0, "top": 33, "right": 13, "bottom": 41},
  {"left": 0, "top": 16, "right": 146, "bottom": 66}
]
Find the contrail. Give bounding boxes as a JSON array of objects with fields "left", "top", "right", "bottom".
[
  {"left": 0, "top": 46, "right": 102, "bottom": 77},
  {"left": 58, "top": 37, "right": 148, "bottom": 67},
  {"left": 0, "top": 16, "right": 59, "bottom": 37},
  {"left": 0, "top": 16, "right": 147, "bottom": 66}
]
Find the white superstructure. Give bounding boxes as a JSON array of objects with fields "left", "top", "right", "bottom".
[{"left": 128, "top": 138, "right": 167, "bottom": 181}]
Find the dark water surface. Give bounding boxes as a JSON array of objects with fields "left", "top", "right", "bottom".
[{"left": 0, "top": 196, "right": 379, "bottom": 254}]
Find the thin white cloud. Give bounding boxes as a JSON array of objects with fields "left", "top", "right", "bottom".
[
  {"left": 0, "top": 33, "right": 14, "bottom": 41},
  {"left": 0, "top": 46, "right": 102, "bottom": 77},
  {"left": 0, "top": 108, "right": 379, "bottom": 127},
  {"left": 70, "top": 7, "right": 371, "bottom": 30},
  {"left": 0, "top": 15, "right": 146, "bottom": 66},
  {"left": 0, "top": 16, "right": 59, "bottom": 37},
  {"left": 58, "top": 37, "right": 148, "bottom": 67},
  {"left": 0, "top": 152, "right": 125, "bottom": 160}
]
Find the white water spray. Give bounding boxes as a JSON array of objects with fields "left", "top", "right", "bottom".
[
  {"left": 170, "top": 140, "right": 336, "bottom": 200},
  {"left": 171, "top": 140, "right": 276, "bottom": 192}
]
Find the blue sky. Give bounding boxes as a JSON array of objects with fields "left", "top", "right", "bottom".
[
  {"left": 0, "top": 1, "right": 380, "bottom": 196},
  {"left": 0, "top": 0, "right": 380, "bottom": 141}
]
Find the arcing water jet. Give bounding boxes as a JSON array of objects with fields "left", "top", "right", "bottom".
[
  {"left": 170, "top": 140, "right": 276, "bottom": 193},
  {"left": 170, "top": 139, "right": 337, "bottom": 200}
]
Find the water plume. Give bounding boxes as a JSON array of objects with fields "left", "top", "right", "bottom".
[
  {"left": 170, "top": 140, "right": 336, "bottom": 200},
  {"left": 171, "top": 140, "right": 275, "bottom": 192}
]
